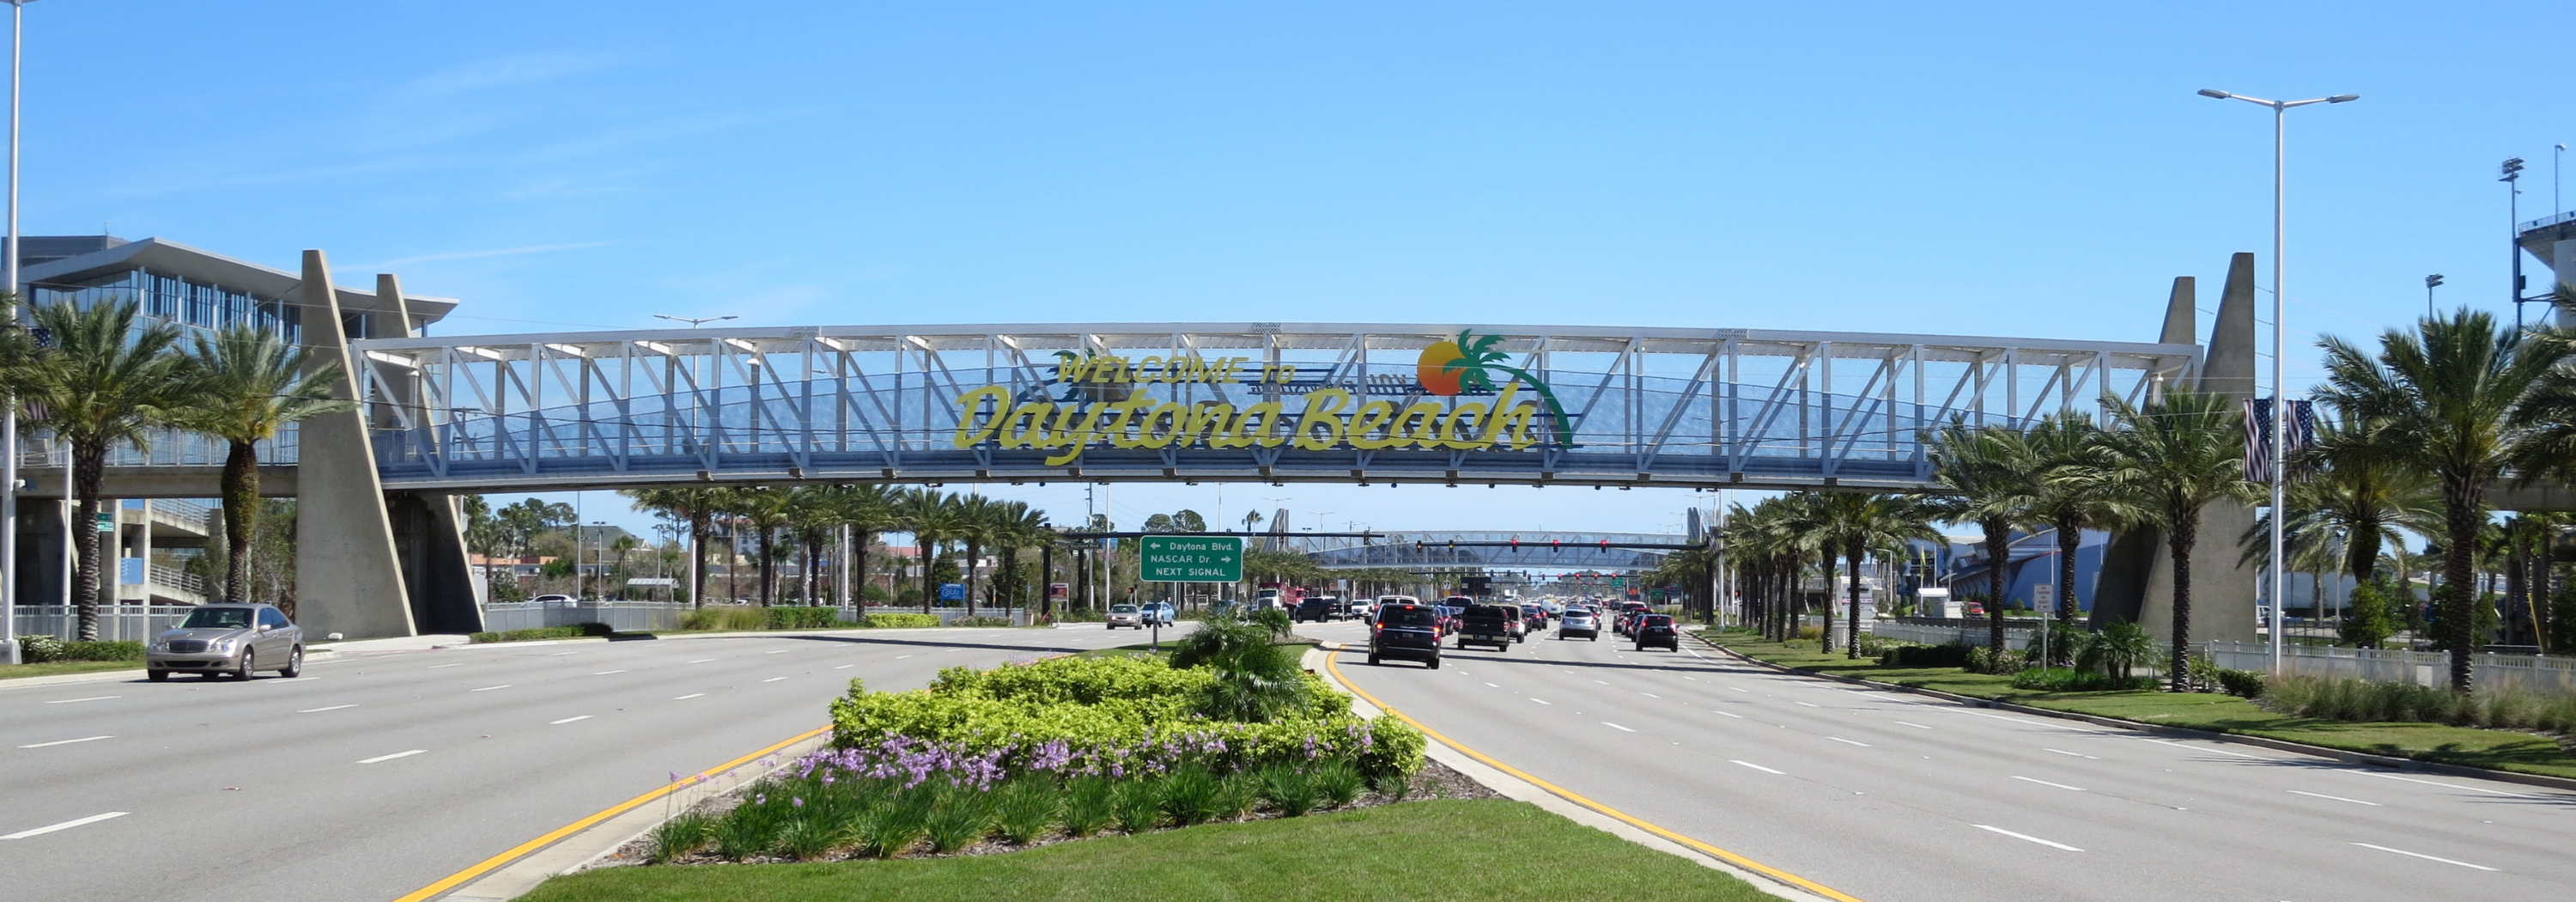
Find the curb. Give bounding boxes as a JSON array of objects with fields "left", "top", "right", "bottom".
[
  {"left": 1691, "top": 633, "right": 2576, "bottom": 795},
  {"left": 424, "top": 727, "right": 835, "bottom": 901},
  {"left": 1303, "top": 644, "right": 1841, "bottom": 902}
]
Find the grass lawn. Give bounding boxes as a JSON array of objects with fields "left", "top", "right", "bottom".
[
  {"left": 1711, "top": 633, "right": 2576, "bottom": 781},
  {"left": 0, "top": 659, "right": 142, "bottom": 681},
  {"left": 521, "top": 799, "right": 1770, "bottom": 902}
]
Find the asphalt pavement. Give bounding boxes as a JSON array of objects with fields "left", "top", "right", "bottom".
[
  {"left": 0, "top": 623, "right": 1181, "bottom": 902},
  {"left": 1306, "top": 619, "right": 2576, "bottom": 902}
]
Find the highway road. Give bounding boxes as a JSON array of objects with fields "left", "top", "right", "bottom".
[
  {"left": 1305, "top": 619, "right": 2576, "bottom": 902},
  {"left": 0, "top": 624, "right": 1176, "bottom": 902}
]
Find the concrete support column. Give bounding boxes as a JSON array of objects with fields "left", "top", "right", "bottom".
[{"left": 292, "top": 249, "right": 416, "bottom": 639}]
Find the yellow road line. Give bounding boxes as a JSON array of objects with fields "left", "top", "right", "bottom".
[
  {"left": 1324, "top": 651, "right": 1865, "bottom": 902},
  {"left": 390, "top": 724, "right": 833, "bottom": 902}
]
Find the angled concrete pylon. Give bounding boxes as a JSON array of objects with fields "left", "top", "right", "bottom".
[
  {"left": 2095, "top": 255, "right": 2259, "bottom": 643},
  {"left": 294, "top": 250, "right": 417, "bottom": 639},
  {"left": 2089, "top": 276, "right": 2196, "bottom": 627}
]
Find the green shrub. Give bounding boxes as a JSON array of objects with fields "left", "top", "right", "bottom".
[
  {"left": 2009, "top": 667, "right": 2157, "bottom": 692},
  {"left": 923, "top": 784, "right": 996, "bottom": 853},
  {"left": 1259, "top": 765, "right": 1317, "bottom": 817},
  {"left": 679, "top": 607, "right": 767, "bottom": 631},
  {"left": 647, "top": 813, "right": 713, "bottom": 864},
  {"left": 948, "top": 615, "right": 1015, "bottom": 628},
  {"left": 1110, "top": 777, "right": 1163, "bottom": 833},
  {"left": 2261, "top": 674, "right": 2576, "bottom": 732},
  {"left": 991, "top": 777, "right": 1060, "bottom": 844},
  {"left": 1371, "top": 769, "right": 1412, "bottom": 801},
  {"left": 1060, "top": 777, "right": 1115, "bottom": 838},
  {"left": 1160, "top": 767, "right": 1223, "bottom": 826},
  {"left": 1311, "top": 760, "right": 1365, "bottom": 809},
  {"left": 854, "top": 790, "right": 930, "bottom": 858},
  {"left": 859, "top": 613, "right": 942, "bottom": 629},
  {"left": 1880, "top": 642, "right": 1970, "bottom": 668},
  {"left": 775, "top": 815, "right": 841, "bottom": 861},
  {"left": 2215, "top": 668, "right": 2266, "bottom": 699},
  {"left": 1966, "top": 644, "right": 2031, "bottom": 676},
  {"left": 58, "top": 640, "right": 143, "bottom": 661},
  {"left": 764, "top": 606, "right": 843, "bottom": 630},
  {"left": 2342, "top": 578, "right": 2401, "bottom": 649},
  {"left": 15, "top": 634, "right": 65, "bottom": 662}
]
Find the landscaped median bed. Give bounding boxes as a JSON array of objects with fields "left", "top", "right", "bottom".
[
  {"left": 672, "top": 606, "right": 1011, "bottom": 631},
  {"left": 522, "top": 618, "right": 1772, "bottom": 901},
  {"left": 3, "top": 636, "right": 144, "bottom": 680},
  {"left": 1710, "top": 631, "right": 2576, "bottom": 781}
]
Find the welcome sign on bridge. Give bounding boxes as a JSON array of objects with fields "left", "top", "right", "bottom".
[{"left": 1140, "top": 535, "right": 1245, "bottom": 582}]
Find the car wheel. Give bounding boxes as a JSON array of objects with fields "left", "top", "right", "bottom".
[
  {"left": 1427, "top": 656, "right": 1441, "bottom": 670},
  {"left": 280, "top": 648, "right": 302, "bottom": 678},
  {"left": 147, "top": 669, "right": 168, "bottom": 682},
  {"left": 1368, "top": 653, "right": 1381, "bottom": 666},
  {"left": 234, "top": 650, "right": 256, "bottom": 680}
]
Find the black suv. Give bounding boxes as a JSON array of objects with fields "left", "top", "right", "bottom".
[
  {"left": 1633, "top": 614, "right": 1680, "bottom": 652},
  {"left": 1369, "top": 602, "right": 1443, "bottom": 668},
  {"left": 1294, "top": 596, "right": 1340, "bottom": 623}
]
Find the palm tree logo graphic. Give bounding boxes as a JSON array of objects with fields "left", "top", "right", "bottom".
[{"left": 1422, "top": 329, "right": 1579, "bottom": 448}]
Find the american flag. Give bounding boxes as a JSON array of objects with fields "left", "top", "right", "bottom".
[{"left": 2243, "top": 398, "right": 2316, "bottom": 483}]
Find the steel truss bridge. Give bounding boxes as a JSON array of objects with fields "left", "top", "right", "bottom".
[
  {"left": 1296, "top": 530, "right": 1694, "bottom": 572},
  {"left": 350, "top": 323, "right": 2197, "bottom": 492}
]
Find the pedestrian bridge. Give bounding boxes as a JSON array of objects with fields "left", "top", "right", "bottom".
[
  {"left": 349, "top": 322, "right": 2197, "bottom": 493},
  {"left": 1298, "top": 530, "right": 1693, "bottom": 572}
]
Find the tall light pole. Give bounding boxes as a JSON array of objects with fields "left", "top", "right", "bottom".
[
  {"left": 2425, "top": 274, "right": 2443, "bottom": 319},
  {"left": 2198, "top": 88, "right": 2359, "bottom": 674},
  {"left": 2, "top": 0, "right": 38, "bottom": 666},
  {"left": 2505, "top": 156, "right": 2526, "bottom": 332}
]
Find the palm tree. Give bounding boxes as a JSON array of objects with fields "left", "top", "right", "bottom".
[
  {"left": 2023, "top": 413, "right": 2131, "bottom": 628},
  {"left": 897, "top": 488, "right": 962, "bottom": 614},
  {"left": 2099, "top": 387, "right": 2263, "bottom": 692},
  {"left": 955, "top": 495, "right": 998, "bottom": 617},
  {"left": 726, "top": 487, "right": 794, "bottom": 606},
  {"left": 3, "top": 299, "right": 194, "bottom": 639},
  {"left": 1820, "top": 492, "right": 1941, "bottom": 657},
  {"left": 832, "top": 484, "right": 898, "bottom": 606},
  {"left": 2317, "top": 311, "right": 2576, "bottom": 692},
  {"left": 987, "top": 500, "right": 1050, "bottom": 619},
  {"left": 621, "top": 486, "right": 726, "bottom": 608},
  {"left": 166, "top": 323, "right": 355, "bottom": 606},
  {"left": 1919, "top": 421, "right": 2040, "bottom": 658}
]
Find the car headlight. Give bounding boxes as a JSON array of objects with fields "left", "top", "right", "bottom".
[
  {"left": 147, "top": 641, "right": 169, "bottom": 652},
  {"left": 212, "top": 638, "right": 239, "bottom": 652}
]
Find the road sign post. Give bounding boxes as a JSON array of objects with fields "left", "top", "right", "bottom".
[{"left": 1139, "top": 535, "right": 1244, "bottom": 582}]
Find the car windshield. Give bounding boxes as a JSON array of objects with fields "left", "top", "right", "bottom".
[
  {"left": 180, "top": 608, "right": 254, "bottom": 630},
  {"left": 1110, "top": 605, "right": 1138, "bottom": 613},
  {"left": 1382, "top": 606, "right": 1437, "bottom": 627}
]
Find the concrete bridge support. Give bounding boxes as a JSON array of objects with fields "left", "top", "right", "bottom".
[{"left": 2091, "top": 253, "right": 2260, "bottom": 643}]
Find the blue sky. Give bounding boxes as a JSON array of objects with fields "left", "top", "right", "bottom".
[{"left": 26, "top": 2, "right": 2573, "bottom": 540}]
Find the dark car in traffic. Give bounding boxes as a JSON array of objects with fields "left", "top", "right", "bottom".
[
  {"left": 1633, "top": 614, "right": 1680, "bottom": 651},
  {"left": 1294, "top": 595, "right": 1347, "bottom": 623},
  {"left": 1370, "top": 602, "right": 1443, "bottom": 668}
]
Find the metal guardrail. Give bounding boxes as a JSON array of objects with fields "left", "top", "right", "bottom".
[
  {"left": 479, "top": 600, "right": 692, "bottom": 632},
  {"left": 1869, "top": 618, "right": 2046, "bottom": 651}
]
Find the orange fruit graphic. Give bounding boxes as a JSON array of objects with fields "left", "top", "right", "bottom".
[{"left": 1416, "top": 341, "right": 1464, "bottom": 396}]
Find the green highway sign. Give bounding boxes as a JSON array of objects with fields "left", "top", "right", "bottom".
[{"left": 1139, "top": 535, "right": 1244, "bottom": 582}]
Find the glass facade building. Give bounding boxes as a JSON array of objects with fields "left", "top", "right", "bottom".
[{"left": 28, "top": 267, "right": 302, "bottom": 344}]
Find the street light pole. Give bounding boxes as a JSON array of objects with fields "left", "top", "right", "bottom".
[
  {"left": 2425, "top": 274, "right": 2443, "bottom": 319},
  {"left": 653, "top": 314, "right": 738, "bottom": 329},
  {"left": 1, "top": 0, "right": 37, "bottom": 666},
  {"left": 2199, "top": 88, "right": 2358, "bottom": 676}
]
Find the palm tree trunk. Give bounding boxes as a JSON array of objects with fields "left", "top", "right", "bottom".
[
  {"left": 2441, "top": 479, "right": 2480, "bottom": 693},
  {"left": 2054, "top": 512, "right": 2081, "bottom": 628},
  {"left": 965, "top": 539, "right": 982, "bottom": 618},
  {"left": 854, "top": 528, "right": 872, "bottom": 606},
  {"left": 72, "top": 442, "right": 108, "bottom": 642},
  {"left": 1820, "top": 541, "right": 1838, "bottom": 651},
  {"left": 2166, "top": 500, "right": 2196, "bottom": 693},
  {"left": 1983, "top": 515, "right": 2008, "bottom": 656},
  {"left": 757, "top": 526, "right": 775, "bottom": 606},
  {"left": 920, "top": 538, "right": 937, "bottom": 616},
  {"left": 1845, "top": 547, "right": 1865, "bottom": 658},
  {"left": 221, "top": 439, "right": 260, "bottom": 605}
]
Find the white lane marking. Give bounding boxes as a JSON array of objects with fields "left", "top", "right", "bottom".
[
  {"left": 296, "top": 704, "right": 358, "bottom": 714},
  {"left": 1795, "top": 701, "right": 1822, "bottom": 708},
  {"left": 17, "top": 735, "right": 112, "bottom": 748},
  {"left": 1728, "top": 687, "right": 1748, "bottom": 693},
  {"left": 1485, "top": 682, "right": 1501, "bottom": 688},
  {"left": 550, "top": 716, "right": 592, "bottom": 725},
  {"left": 1974, "top": 825, "right": 2081, "bottom": 851},
  {"left": 2143, "top": 738, "right": 2268, "bottom": 759},
  {"left": 896, "top": 655, "right": 914, "bottom": 660},
  {"left": 673, "top": 693, "right": 706, "bottom": 700},
  {"left": 2349, "top": 843, "right": 2498, "bottom": 871},
  {"left": 2011, "top": 776, "right": 2087, "bottom": 792},
  {"left": 1682, "top": 676, "right": 1698, "bottom": 680},
  {"left": 1530, "top": 698, "right": 1552, "bottom": 705},
  {"left": 427, "top": 663, "right": 464, "bottom": 669},
  {"left": 1827, "top": 737, "right": 1872, "bottom": 747},
  {"left": 1893, "top": 721, "right": 1932, "bottom": 729},
  {"left": 2358, "top": 771, "right": 2540, "bottom": 799},
  {"left": 765, "top": 649, "right": 787, "bottom": 655},
  {"left": 2288, "top": 789, "right": 2379, "bottom": 806},
  {"left": 1594, "top": 680, "right": 1609, "bottom": 685},
  {"left": 1, "top": 812, "right": 128, "bottom": 840},
  {"left": 687, "top": 659, "right": 715, "bottom": 664},
  {"left": 834, "top": 664, "right": 855, "bottom": 669},
  {"left": 2042, "top": 748, "right": 2099, "bottom": 759},
  {"left": 1712, "top": 710, "right": 1745, "bottom": 718},
  {"left": 593, "top": 670, "right": 628, "bottom": 675},
  {"left": 1730, "top": 759, "right": 1784, "bottom": 775},
  {"left": 43, "top": 696, "right": 118, "bottom": 704},
  {"left": 549, "top": 651, "right": 580, "bottom": 656},
  {"left": 470, "top": 685, "right": 512, "bottom": 692},
  {"left": 1602, "top": 722, "right": 1637, "bottom": 732},
  {"left": 762, "top": 677, "right": 787, "bottom": 683},
  {"left": 1641, "top": 692, "right": 1662, "bottom": 698},
  {"left": 357, "top": 749, "right": 427, "bottom": 765}
]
